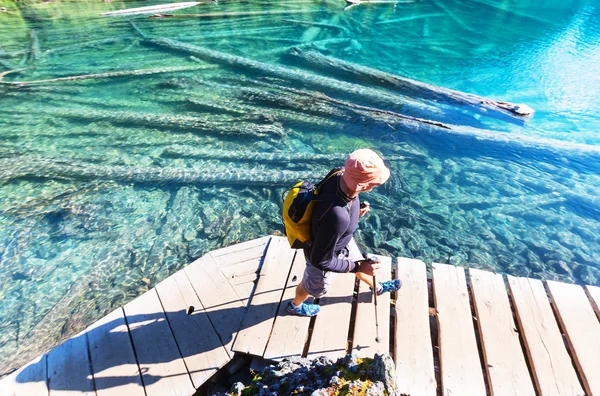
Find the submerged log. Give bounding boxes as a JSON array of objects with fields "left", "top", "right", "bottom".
[
  {"left": 27, "top": 30, "right": 40, "bottom": 65},
  {"left": 265, "top": 83, "right": 451, "bottom": 129},
  {"left": 35, "top": 107, "right": 285, "bottom": 138},
  {"left": 282, "top": 19, "right": 349, "bottom": 34},
  {"left": 286, "top": 48, "right": 534, "bottom": 120},
  {"left": 140, "top": 36, "right": 447, "bottom": 121},
  {"left": 149, "top": 9, "right": 318, "bottom": 18},
  {"left": 0, "top": 157, "right": 326, "bottom": 187},
  {"left": 0, "top": 68, "right": 29, "bottom": 82},
  {"left": 0, "top": 65, "right": 213, "bottom": 86},
  {"left": 180, "top": 83, "right": 344, "bottom": 129},
  {"left": 160, "top": 146, "right": 407, "bottom": 163},
  {"left": 345, "top": 0, "right": 414, "bottom": 8},
  {"left": 101, "top": 1, "right": 206, "bottom": 16},
  {"left": 262, "top": 37, "right": 351, "bottom": 56},
  {"left": 239, "top": 81, "right": 449, "bottom": 129},
  {"left": 375, "top": 13, "right": 444, "bottom": 25}
]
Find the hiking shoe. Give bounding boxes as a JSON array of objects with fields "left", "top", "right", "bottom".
[
  {"left": 287, "top": 301, "right": 320, "bottom": 317},
  {"left": 375, "top": 279, "right": 402, "bottom": 296}
]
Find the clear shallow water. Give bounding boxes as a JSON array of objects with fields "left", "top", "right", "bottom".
[{"left": 0, "top": 0, "right": 599, "bottom": 374}]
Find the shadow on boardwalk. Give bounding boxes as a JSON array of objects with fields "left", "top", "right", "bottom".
[{"left": 12, "top": 289, "right": 352, "bottom": 394}]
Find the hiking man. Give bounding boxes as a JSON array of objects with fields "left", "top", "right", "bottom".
[{"left": 287, "top": 149, "right": 402, "bottom": 317}]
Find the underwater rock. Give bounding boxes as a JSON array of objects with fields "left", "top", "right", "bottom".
[
  {"left": 449, "top": 250, "right": 468, "bottom": 266},
  {"left": 526, "top": 251, "right": 544, "bottom": 273},
  {"left": 548, "top": 260, "right": 572, "bottom": 276},
  {"left": 576, "top": 265, "right": 600, "bottom": 285}
]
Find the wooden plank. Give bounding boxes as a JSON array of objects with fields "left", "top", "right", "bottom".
[
  {"left": 123, "top": 289, "right": 195, "bottom": 396},
  {"left": 220, "top": 257, "right": 262, "bottom": 280},
  {"left": 228, "top": 272, "right": 259, "bottom": 286},
  {"left": 507, "top": 276, "right": 584, "bottom": 396},
  {"left": 432, "top": 263, "right": 486, "bottom": 395},
  {"left": 307, "top": 272, "right": 356, "bottom": 360},
  {"left": 232, "top": 237, "right": 296, "bottom": 356},
  {"left": 184, "top": 254, "right": 246, "bottom": 355},
  {"left": 469, "top": 269, "right": 536, "bottom": 396},
  {"left": 211, "top": 244, "right": 268, "bottom": 267},
  {"left": 263, "top": 250, "right": 311, "bottom": 360},
  {"left": 586, "top": 284, "right": 600, "bottom": 320},
  {"left": 86, "top": 308, "right": 145, "bottom": 396},
  {"left": 155, "top": 269, "right": 231, "bottom": 389},
  {"left": 547, "top": 280, "right": 600, "bottom": 395},
  {"left": 352, "top": 255, "right": 391, "bottom": 358},
  {"left": 394, "top": 258, "right": 436, "bottom": 396},
  {"left": 210, "top": 236, "right": 269, "bottom": 263},
  {"left": 47, "top": 331, "right": 95, "bottom": 396},
  {"left": 0, "top": 354, "right": 48, "bottom": 396},
  {"left": 232, "top": 281, "right": 256, "bottom": 307}
]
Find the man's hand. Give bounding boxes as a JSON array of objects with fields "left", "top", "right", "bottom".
[
  {"left": 356, "top": 258, "right": 381, "bottom": 276},
  {"left": 359, "top": 201, "right": 370, "bottom": 217}
]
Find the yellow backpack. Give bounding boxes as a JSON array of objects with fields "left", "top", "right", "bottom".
[{"left": 282, "top": 167, "right": 343, "bottom": 249}]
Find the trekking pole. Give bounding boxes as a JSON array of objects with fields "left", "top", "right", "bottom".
[
  {"left": 373, "top": 272, "right": 380, "bottom": 343},
  {"left": 364, "top": 253, "right": 381, "bottom": 343}
]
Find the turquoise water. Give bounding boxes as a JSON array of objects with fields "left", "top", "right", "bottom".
[{"left": 1, "top": 0, "right": 599, "bottom": 374}]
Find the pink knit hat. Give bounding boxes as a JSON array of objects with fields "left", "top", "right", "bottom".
[{"left": 342, "top": 149, "right": 390, "bottom": 192}]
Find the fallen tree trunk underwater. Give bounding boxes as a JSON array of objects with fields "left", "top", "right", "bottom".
[
  {"left": 375, "top": 13, "right": 444, "bottom": 25},
  {"left": 137, "top": 35, "right": 452, "bottom": 126},
  {"left": 0, "top": 157, "right": 326, "bottom": 187},
  {"left": 239, "top": 81, "right": 450, "bottom": 129},
  {"left": 131, "top": 29, "right": 600, "bottom": 165},
  {"left": 101, "top": 1, "right": 208, "bottom": 17},
  {"left": 160, "top": 146, "right": 407, "bottom": 163},
  {"left": 282, "top": 19, "right": 350, "bottom": 34},
  {"left": 149, "top": 9, "right": 318, "bottom": 19},
  {"left": 27, "top": 30, "right": 40, "bottom": 65},
  {"left": 24, "top": 107, "right": 286, "bottom": 138},
  {"left": 285, "top": 48, "right": 534, "bottom": 121},
  {"left": 0, "top": 65, "right": 214, "bottom": 85},
  {"left": 344, "top": 0, "right": 415, "bottom": 9}
]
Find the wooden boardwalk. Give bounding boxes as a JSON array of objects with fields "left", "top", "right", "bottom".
[{"left": 2, "top": 235, "right": 600, "bottom": 396}]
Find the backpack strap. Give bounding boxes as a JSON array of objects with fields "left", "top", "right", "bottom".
[
  {"left": 313, "top": 167, "right": 343, "bottom": 204},
  {"left": 316, "top": 167, "right": 343, "bottom": 189}
]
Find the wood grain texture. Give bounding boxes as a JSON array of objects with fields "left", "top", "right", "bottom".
[
  {"left": 263, "top": 251, "right": 311, "bottom": 360},
  {"left": 394, "top": 258, "right": 436, "bottom": 396},
  {"left": 184, "top": 254, "right": 246, "bottom": 355},
  {"left": 507, "top": 276, "right": 583, "bottom": 396},
  {"left": 0, "top": 354, "right": 48, "bottom": 396},
  {"left": 432, "top": 263, "right": 486, "bottom": 396},
  {"left": 586, "top": 284, "right": 600, "bottom": 321},
  {"left": 547, "top": 280, "right": 600, "bottom": 395},
  {"left": 307, "top": 272, "right": 355, "bottom": 360},
  {"left": 47, "top": 330, "right": 95, "bottom": 396},
  {"left": 233, "top": 237, "right": 295, "bottom": 356},
  {"left": 209, "top": 236, "right": 270, "bottom": 266},
  {"left": 469, "top": 269, "right": 535, "bottom": 396},
  {"left": 155, "top": 269, "right": 230, "bottom": 389},
  {"left": 123, "top": 289, "right": 195, "bottom": 396},
  {"left": 352, "top": 255, "right": 391, "bottom": 358},
  {"left": 87, "top": 308, "right": 145, "bottom": 396},
  {"left": 220, "top": 257, "right": 263, "bottom": 281},
  {"left": 232, "top": 281, "right": 257, "bottom": 307}
]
